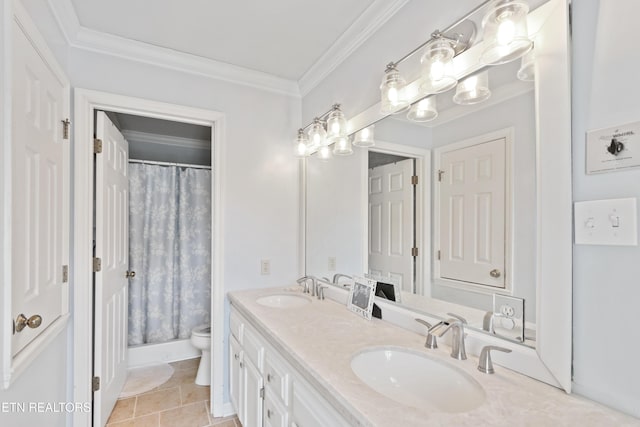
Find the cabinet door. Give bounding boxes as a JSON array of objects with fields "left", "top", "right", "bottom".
[
  {"left": 264, "top": 390, "right": 287, "bottom": 427},
  {"left": 242, "top": 358, "right": 264, "bottom": 427},
  {"left": 229, "top": 335, "right": 243, "bottom": 417},
  {"left": 292, "top": 379, "right": 349, "bottom": 427}
]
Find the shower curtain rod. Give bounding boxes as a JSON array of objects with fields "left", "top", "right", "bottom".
[{"left": 129, "top": 158, "right": 212, "bottom": 170}]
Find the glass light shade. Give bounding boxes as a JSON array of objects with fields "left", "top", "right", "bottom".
[
  {"left": 293, "top": 129, "right": 309, "bottom": 158},
  {"left": 420, "top": 39, "right": 457, "bottom": 94},
  {"left": 332, "top": 136, "right": 353, "bottom": 156},
  {"left": 307, "top": 118, "right": 327, "bottom": 148},
  {"left": 453, "top": 71, "right": 491, "bottom": 105},
  {"left": 407, "top": 97, "right": 438, "bottom": 122},
  {"left": 317, "top": 145, "right": 333, "bottom": 161},
  {"left": 353, "top": 126, "right": 375, "bottom": 147},
  {"left": 380, "top": 64, "right": 410, "bottom": 114},
  {"left": 481, "top": 0, "right": 533, "bottom": 65},
  {"left": 326, "top": 107, "right": 348, "bottom": 143},
  {"left": 517, "top": 46, "right": 535, "bottom": 81}
]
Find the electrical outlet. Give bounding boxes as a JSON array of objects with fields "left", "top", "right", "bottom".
[
  {"left": 328, "top": 257, "right": 336, "bottom": 271},
  {"left": 260, "top": 259, "right": 270, "bottom": 275},
  {"left": 500, "top": 304, "right": 515, "bottom": 317}
]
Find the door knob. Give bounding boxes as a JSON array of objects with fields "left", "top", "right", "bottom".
[
  {"left": 126, "top": 271, "right": 136, "bottom": 278},
  {"left": 490, "top": 269, "right": 501, "bottom": 278},
  {"left": 14, "top": 314, "right": 43, "bottom": 333}
]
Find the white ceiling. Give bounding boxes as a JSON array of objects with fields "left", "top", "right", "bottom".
[{"left": 69, "top": 0, "right": 375, "bottom": 80}]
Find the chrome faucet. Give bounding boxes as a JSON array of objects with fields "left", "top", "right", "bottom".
[
  {"left": 478, "top": 345, "right": 512, "bottom": 374},
  {"left": 296, "top": 275, "right": 317, "bottom": 296},
  {"left": 414, "top": 318, "right": 438, "bottom": 349},
  {"left": 332, "top": 273, "right": 352, "bottom": 284},
  {"left": 428, "top": 313, "right": 468, "bottom": 360}
]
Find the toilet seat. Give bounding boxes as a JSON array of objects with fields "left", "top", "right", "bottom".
[{"left": 192, "top": 324, "right": 211, "bottom": 336}]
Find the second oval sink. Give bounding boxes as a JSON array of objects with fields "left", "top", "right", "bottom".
[
  {"left": 256, "top": 294, "right": 311, "bottom": 308},
  {"left": 351, "top": 347, "right": 485, "bottom": 413}
]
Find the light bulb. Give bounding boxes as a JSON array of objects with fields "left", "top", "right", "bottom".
[
  {"left": 420, "top": 39, "right": 457, "bottom": 94},
  {"left": 332, "top": 136, "right": 353, "bottom": 156},
  {"left": 453, "top": 71, "right": 491, "bottom": 105},
  {"left": 497, "top": 19, "right": 516, "bottom": 45},
  {"left": 353, "top": 125, "right": 375, "bottom": 147},
  {"left": 480, "top": 0, "right": 533, "bottom": 65},
  {"left": 293, "top": 129, "right": 310, "bottom": 158},
  {"left": 407, "top": 97, "right": 438, "bottom": 122},
  {"left": 380, "top": 64, "right": 409, "bottom": 114},
  {"left": 317, "top": 145, "right": 332, "bottom": 161}
]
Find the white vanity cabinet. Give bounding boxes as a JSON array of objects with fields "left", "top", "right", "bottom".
[{"left": 229, "top": 306, "right": 350, "bottom": 427}]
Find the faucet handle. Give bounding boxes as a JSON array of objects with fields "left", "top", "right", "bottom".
[
  {"left": 414, "top": 318, "right": 438, "bottom": 349},
  {"left": 478, "top": 345, "right": 512, "bottom": 374},
  {"left": 317, "top": 284, "right": 329, "bottom": 300}
]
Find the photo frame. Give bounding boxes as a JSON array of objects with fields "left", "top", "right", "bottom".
[
  {"left": 365, "top": 274, "right": 402, "bottom": 304},
  {"left": 347, "top": 276, "right": 377, "bottom": 320}
]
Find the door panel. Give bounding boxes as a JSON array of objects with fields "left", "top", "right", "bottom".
[
  {"left": 368, "top": 159, "right": 414, "bottom": 293},
  {"left": 11, "top": 16, "right": 69, "bottom": 356},
  {"left": 94, "top": 111, "right": 129, "bottom": 427},
  {"left": 439, "top": 138, "right": 506, "bottom": 287}
]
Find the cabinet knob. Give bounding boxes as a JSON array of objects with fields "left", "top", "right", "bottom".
[
  {"left": 239, "top": 362, "right": 243, "bottom": 369},
  {"left": 234, "top": 353, "right": 239, "bottom": 361},
  {"left": 267, "top": 409, "right": 272, "bottom": 419},
  {"left": 267, "top": 373, "right": 272, "bottom": 382},
  {"left": 126, "top": 270, "right": 136, "bottom": 278},
  {"left": 14, "top": 314, "right": 42, "bottom": 333},
  {"left": 490, "top": 269, "right": 501, "bottom": 278}
]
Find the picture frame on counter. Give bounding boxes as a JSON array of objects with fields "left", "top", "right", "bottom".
[{"left": 347, "top": 276, "right": 377, "bottom": 320}]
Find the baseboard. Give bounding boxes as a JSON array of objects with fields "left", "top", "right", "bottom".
[
  {"left": 221, "top": 402, "right": 236, "bottom": 418},
  {"left": 572, "top": 382, "right": 640, "bottom": 419},
  {"left": 128, "top": 339, "right": 200, "bottom": 367}
]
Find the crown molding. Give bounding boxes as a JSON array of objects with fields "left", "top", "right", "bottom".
[
  {"left": 45, "top": 0, "right": 300, "bottom": 97},
  {"left": 122, "top": 130, "right": 211, "bottom": 151},
  {"left": 297, "top": 0, "right": 410, "bottom": 97}
]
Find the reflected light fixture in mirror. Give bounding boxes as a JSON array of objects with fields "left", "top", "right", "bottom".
[
  {"left": 308, "top": 117, "right": 328, "bottom": 149},
  {"left": 407, "top": 96, "right": 438, "bottom": 122},
  {"left": 326, "top": 104, "right": 348, "bottom": 143},
  {"left": 294, "top": 128, "right": 309, "bottom": 158},
  {"left": 333, "top": 136, "right": 354, "bottom": 156},
  {"left": 380, "top": 63, "right": 410, "bottom": 114},
  {"left": 481, "top": 0, "right": 533, "bottom": 65},
  {"left": 453, "top": 70, "right": 492, "bottom": 105},
  {"left": 317, "top": 145, "right": 332, "bottom": 161},
  {"left": 353, "top": 125, "right": 375, "bottom": 147},
  {"left": 517, "top": 46, "right": 536, "bottom": 81},
  {"left": 420, "top": 37, "right": 458, "bottom": 93}
]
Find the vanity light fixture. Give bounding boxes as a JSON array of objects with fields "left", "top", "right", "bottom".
[
  {"left": 380, "top": 63, "right": 410, "bottom": 114},
  {"left": 353, "top": 125, "right": 375, "bottom": 147},
  {"left": 420, "top": 36, "right": 458, "bottom": 94},
  {"left": 407, "top": 97, "right": 438, "bottom": 122},
  {"left": 480, "top": 0, "right": 533, "bottom": 65},
  {"left": 326, "top": 104, "right": 348, "bottom": 143},
  {"left": 308, "top": 117, "right": 328, "bottom": 149},
  {"left": 453, "top": 71, "right": 491, "bottom": 105},
  {"left": 332, "top": 136, "right": 353, "bottom": 156},
  {"left": 317, "top": 145, "right": 333, "bottom": 161}
]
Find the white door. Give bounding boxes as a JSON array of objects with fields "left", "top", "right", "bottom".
[
  {"left": 94, "top": 111, "right": 129, "bottom": 427},
  {"left": 438, "top": 138, "right": 506, "bottom": 287},
  {"left": 368, "top": 159, "right": 415, "bottom": 293},
  {"left": 11, "top": 13, "right": 70, "bottom": 356}
]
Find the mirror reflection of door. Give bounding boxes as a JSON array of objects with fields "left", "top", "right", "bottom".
[{"left": 368, "top": 153, "right": 417, "bottom": 293}]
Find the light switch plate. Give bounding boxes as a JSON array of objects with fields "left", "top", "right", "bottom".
[{"left": 574, "top": 198, "right": 638, "bottom": 246}]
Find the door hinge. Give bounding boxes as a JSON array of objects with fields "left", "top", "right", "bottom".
[
  {"left": 411, "top": 247, "right": 419, "bottom": 257},
  {"left": 92, "top": 376, "right": 100, "bottom": 392},
  {"left": 93, "top": 257, "right": 102, "bottom": 273},
  {"left": 411, "top": 175, "right": 418, "bottom": 185},
  {"left": 62, "top": 119, "right": 71, "bottom": 140},
  {"left": 260, "top": 386, "right": 265, "bottom": 400},
  {"left": 94, "top": 138, "right": 103, "bottom": 154},
  {"left": 437, "top": 250, "right": 441, "bottom": 260},
  {"left": 62, "top": 265, "right": 69, "bottom": 283},
  {"left": 437, "top": 170, "right": 445, "bottom": 182}
]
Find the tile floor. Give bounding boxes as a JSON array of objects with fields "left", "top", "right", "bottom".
[{"left": 106, "top": 358, "right": 241, "bottom": 427}]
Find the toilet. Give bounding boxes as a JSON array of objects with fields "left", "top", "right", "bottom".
[{"left": 190, "top": 324, "right": 211, "bottom": 386}]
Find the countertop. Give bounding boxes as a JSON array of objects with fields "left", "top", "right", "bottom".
[{"left": 228, "top": 286, "right": 639, "bottom": 427}]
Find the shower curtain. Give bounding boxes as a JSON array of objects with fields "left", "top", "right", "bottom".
[{"left": 128, "top": 163, "right": 212, "bottom": 345}]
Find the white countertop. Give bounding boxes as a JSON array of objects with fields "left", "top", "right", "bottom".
[{"left": 228, "top": 286, "right": 639, "bottom": 427}]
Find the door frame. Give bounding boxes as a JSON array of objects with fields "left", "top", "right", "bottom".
[
  {"left": 72, "top": 89, "right": 225, "bottom": 426},
  {"left": 363, "top": 141, "right": 431, "bottom": 297}
]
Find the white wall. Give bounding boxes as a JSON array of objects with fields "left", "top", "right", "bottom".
[{"left": 571, "top": 0, "right": 640, "bottom": 418}]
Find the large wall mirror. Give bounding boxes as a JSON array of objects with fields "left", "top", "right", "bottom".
[{"left": 304, "top": 0, "right": 571, "bottom": 391}]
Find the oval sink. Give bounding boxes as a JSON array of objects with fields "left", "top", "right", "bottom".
[
  {"left": 256, "top": 294, "right": 311, "bottom": 308},
  {"left": 351, "top": 348, "right": 485, "bottom": 413}
]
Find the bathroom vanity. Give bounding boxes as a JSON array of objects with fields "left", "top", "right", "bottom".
[{"left": 228, "top": 286, "right": 637, "bottom": 427}]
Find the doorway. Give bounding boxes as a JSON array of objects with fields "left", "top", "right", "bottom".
[{"left": 72, "top": 90, "right": 225, "bottom": 427}]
